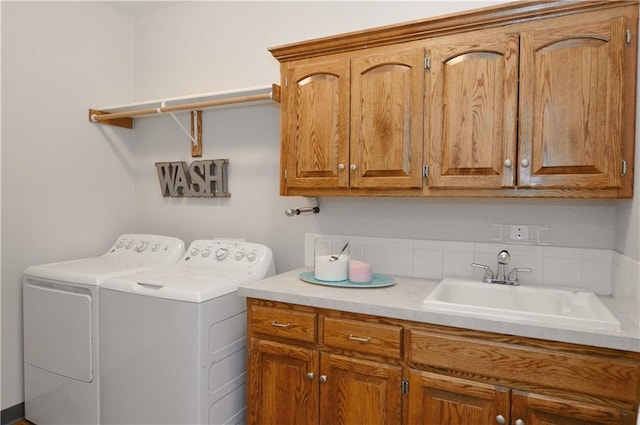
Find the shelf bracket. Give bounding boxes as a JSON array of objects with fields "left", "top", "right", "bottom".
[{"left": 191, "top": 111, "right": 202, "bottom": 157}]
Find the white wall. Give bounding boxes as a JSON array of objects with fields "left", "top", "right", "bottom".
[
  {"left": 132, "top": 1, "right": 625, "bottom": 276},
  {"left": 1, "top": 0, "right": 638, "bottom": 414},
  {"left": 1, "top": 1, "right": 135, "bottom": 410}
]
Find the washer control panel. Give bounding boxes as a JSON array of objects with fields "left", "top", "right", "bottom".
[
  {"left": 107, "top": 234, "right": 186, "bottom": 264},
  {"left": 181, "top": 239, "right": 274, "bottom": 276}
]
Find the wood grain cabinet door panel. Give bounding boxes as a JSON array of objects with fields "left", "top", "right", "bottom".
[
  {"left": 248, "top": 338, "right": 319, "bottom": 425},
  {"left": 283, "top": 58, "right": 350, "bottom": 190},
  {"left": 426, "top": 28, "right": 519, "bottom": 189},
  {"left": 519, "top": 13, "right": 629, "bottom": 190},
  {"left": 511, "top": 390, "right": 637, "bottom": 425},
  {"left": 350, "top": 47, "right": 424, "bottom": 189},
  {"left": 407, "top": 369, "right": 510, "bottom": 425},
  {"left": 319, "top": 353, "right": 402, "bottom": 425}
]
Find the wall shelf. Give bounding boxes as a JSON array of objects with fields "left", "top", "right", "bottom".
[{"left": 89, "top": 84, "right": 280, "bottom": 156}]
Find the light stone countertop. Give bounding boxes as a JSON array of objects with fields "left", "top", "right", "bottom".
[{"left": 238, "top": 268, "right": 640, "bottom": 352}]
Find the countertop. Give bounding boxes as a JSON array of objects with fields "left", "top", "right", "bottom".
[{"left": 238, "top": 268, "right": 640, "bottom": 352}]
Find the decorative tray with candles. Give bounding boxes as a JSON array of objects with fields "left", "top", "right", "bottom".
[{"left": 298, "top": 271, "right": 395, "bottom": 288}]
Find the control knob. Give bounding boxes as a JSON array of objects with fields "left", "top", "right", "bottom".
[
  {"left": 151, "top": 243, "right": 160, "bottom": 252},
  {"left": 235, "top": 251, "right": 245, "bottom": 260},
  {"left": 116, "top": 240, "right": 125, "bottom": 249},
  {"left": 135, "top": 241, "right": 148, "bottom": 252},
  {"left": 201, "top": 248, "right": 211, "bottom": 258},
  {"left": 246, "top": 252, "right": 257, "bottom": 262},
  {"left": 190, "top": 247, "right": 200, "bottom": 256},
  {"left": 125, "top": 240, "right": 134, "bottom": 249},
  {"left": 215, "top": 247, "right": 228, "bottom": 260}
]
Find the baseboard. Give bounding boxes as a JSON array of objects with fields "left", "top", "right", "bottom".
[{"left": 0, "top": 403, "right": 25, "bottom": 425}]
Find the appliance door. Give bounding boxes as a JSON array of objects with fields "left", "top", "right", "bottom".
[{"left": 23, "top": 280, "right": 93, "bottom": 382}]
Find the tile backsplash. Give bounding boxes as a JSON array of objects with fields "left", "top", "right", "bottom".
[
  {"left": 304, "top": 233, "right": 640, "bottom": 327},
  {"left": 304, "top": 233, "right": 637, "bottom": 294}
]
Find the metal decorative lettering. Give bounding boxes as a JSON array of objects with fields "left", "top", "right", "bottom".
[{"left": 155, "top": 159, "right": 230, "bottom": 198}]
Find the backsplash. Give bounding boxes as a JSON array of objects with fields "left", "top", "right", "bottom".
[
  {"left": 304, "top": 233, "right": 640, "bottom": 325},
  {"left": 305, "top": 233, "right": 640, "bottom": 323}
]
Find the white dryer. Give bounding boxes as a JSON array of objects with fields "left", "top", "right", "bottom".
[
  {"left": 22, "top": 234, "right": 185, "bottom": 425},
  {"left": 99, "top": 239, "right": 275, "bottom": 425}
]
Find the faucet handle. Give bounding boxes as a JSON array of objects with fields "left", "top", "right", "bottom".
[
  {"left": 471, "top": 263, "right": 495, "bottom": 281},
  {"left": 507, "top": 267, "right": 532, "bottom": 282}
]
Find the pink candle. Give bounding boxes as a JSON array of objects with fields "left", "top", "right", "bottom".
[{"left": 349, "top": 260, "right": 373, "bottom": 283}]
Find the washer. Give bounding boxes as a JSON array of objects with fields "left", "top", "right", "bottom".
[
  {"left": 99, "top": 239, "right": 275, "bottom": 425},
  {"left": 22, "top": 234, "right": 185, "bottom": 425}
]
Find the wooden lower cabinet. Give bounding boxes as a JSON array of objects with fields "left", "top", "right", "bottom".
[
  {"left": 248, "top": 340, "right": 402, "bottom": 425},
  {"left": 246, "top": 298, "right": 639, "bottom": 425},
  {"left": 407, "top": 369, "right": 636, "bottom": 425},
  {"left": 512, "top": 391, "right": 636, "bottom": 425},
  {"left": 407, "top": 369, "right": 510, "bottom": 424},
  {"left": 248, "top": 338, "right": 319, "bottom": 425}
]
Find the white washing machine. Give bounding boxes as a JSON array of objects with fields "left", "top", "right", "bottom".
[
  {"left": 22, "top": 234, "right": 185, "bottom": 425},
  {"left": 99, "top": 239, "right": 275, "bottom": 425}
]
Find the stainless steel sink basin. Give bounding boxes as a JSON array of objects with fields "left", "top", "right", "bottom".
[{"left": 423, "top": 278, "right": 621, "bottom": 331}]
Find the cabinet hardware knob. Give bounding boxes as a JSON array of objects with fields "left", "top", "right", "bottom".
[
  {"left": 270, "top": 321, "right": 291, "bottom": 328},
  {"left": 521, "top": 158, "right": 530, "bottom": 168},
  {"left": 348, "top": 334, "right": 371, "bottom": 342},
  {"left": 495, "top": 415, "right": 506, "bottom": 425},
  {"left": 306, "top": 372, "right": 314, "bottom": 380},
  {"left": 319, "top": 375, "right": 327, "bottom": 383},
  {"left": 338, "top": 163, "right": 345, "bottom": 170},
  {"left": 515, "top": 420, "right": 525, "bottom": 425},
  {"left": 350, "top": 164, "right": 357, "bottom": 171},
  {"left": 504, "top": 159, "right": 512, "bottom": 168}
]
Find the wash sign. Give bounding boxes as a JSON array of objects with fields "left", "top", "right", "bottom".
[{"left": 155, "top": 159, "right": 229, "bottom": 197}]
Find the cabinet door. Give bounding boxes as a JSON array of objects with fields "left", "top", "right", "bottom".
[
  {"left": 283, "top": 58, "right": 350, "bottom": 191},
  {"left": 512, "top": 391, "right": 636, "bottom": 425},
  {"left": 519, "top": 13, "right": 630, "bottom": 189},
  {"left": 319, "top": 353, "right": 402, "bottom": 425},
  {"left": 350, "top": 47, "right": 424, "bottom": 189},
  {"left": 426, "top": 28, "right": 519, "bottom": 189},
  {"left": 407, "top": 369, "right": 510, "bottom": 425},
  {"left": 248, "top": 338, "right": 319, "bottom": 425}
]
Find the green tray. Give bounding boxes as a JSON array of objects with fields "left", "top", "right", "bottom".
[{"left": 299, "top": 271, "right": 395, "bottom": 288}]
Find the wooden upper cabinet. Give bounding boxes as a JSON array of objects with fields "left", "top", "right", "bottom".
[
  {"left": 282, "top": 58, "right": 349, "bottom": 191},
  {"left": 519, "top": 13, "right": 632, "bottom": 191},
  {"left": 426, "top": 28, "right": 519, "bottom": 189},
  {"left": 271, "top": 1, "right": 638, "bottom": 198},
  {"left": 350, "top": 47, "right": 424, "bottom": 189}
]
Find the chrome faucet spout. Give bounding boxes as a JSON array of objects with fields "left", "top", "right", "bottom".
[{"left": 470, "top": 250, "right": 532, "bottom": 286}]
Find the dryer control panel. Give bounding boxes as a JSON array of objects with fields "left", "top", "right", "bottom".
[
  {"left": 181, "top": 240, "right": 275, "bottom": 278},
  {"left": 107, "top": 234, "right": 186, "bottom": 265}
]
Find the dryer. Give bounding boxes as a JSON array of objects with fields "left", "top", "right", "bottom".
[
  {"left": 99, "top": 239, "right": 274, "bottom": 425},
  {"left": 22, "top": 234, "right": 185, "bottom": 425}
]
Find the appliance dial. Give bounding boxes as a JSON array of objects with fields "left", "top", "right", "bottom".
[
  {"left": 125, "top": 240, "right": 134, "bottom": 249},
  {"left": 215, "top": 248, "right": 228, "bottom": 260},
  {"left": 235, "top": 251, "right": 245, "bottom": 260},
  {"left": 201, "top": 248, "right": 211, "bottom": 257},
  {"left": 151, "top": 242, "right": 160, "bottom": 252},
  {"left": 190, "top": 247, "right": 200, "bottom": 256},
  {"left": 135, "top": 241, "right": 148, "bottom": 252},
  {"left": 246, "top": 252, "right": 257, "bottom": 262},
  {"left": 116, "top": 240, "right": 125, "bottom": 249}
]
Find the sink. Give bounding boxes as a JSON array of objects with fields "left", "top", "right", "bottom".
[{"left": 423, "top": 278, "right": 621, "bottom": 331}]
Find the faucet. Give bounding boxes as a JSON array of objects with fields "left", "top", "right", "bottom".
[{"left": 471, "top": 250, "right": 532, "bottom": 285}]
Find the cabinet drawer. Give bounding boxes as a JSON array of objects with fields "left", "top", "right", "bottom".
[
  {"left": 250, "top": 305, "right": 317, "bottom": 343},
  {"left": 407, "top": 329, "right": 639, "bottom": 403},
  {"left": 323, "top": 317, "right": 402, "bottom": 359}
]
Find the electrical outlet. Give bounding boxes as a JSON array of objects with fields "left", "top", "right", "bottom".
[{"left": 510, "top": 225, "right": 529, "bottom": 241}]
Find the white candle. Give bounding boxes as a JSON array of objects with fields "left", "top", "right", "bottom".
[{"left": 314, "top": 254, "right": 349, "bottom": 281}]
